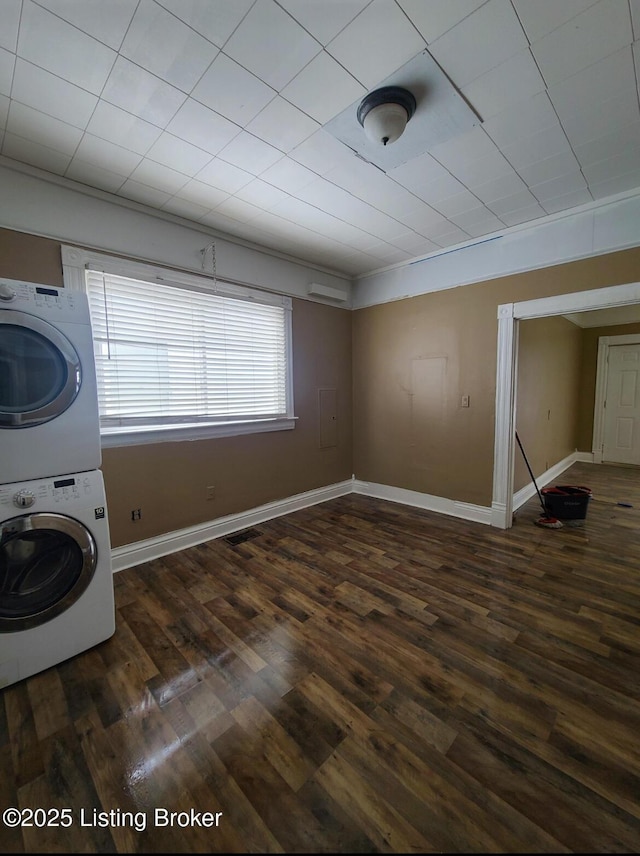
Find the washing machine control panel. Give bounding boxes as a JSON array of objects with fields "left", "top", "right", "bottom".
[
  {"left": 0, "top": 278, "right": 82, "bottom": 320},
  {"left": 1, "top": 475, "right": 95, "bottom": 510}
]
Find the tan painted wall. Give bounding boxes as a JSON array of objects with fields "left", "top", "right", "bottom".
[
  {"left": 353, "top": 246, "right": 640, "bottom": 507},
  {"left": 514, "top": 316, "right": 582, "bottom": 492},
  {"left": 0, "top": 227, "right": 353, "bottom": 547}
]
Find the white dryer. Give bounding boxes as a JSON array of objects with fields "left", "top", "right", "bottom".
[
  {"left": 0, "top": 278, "right": 100, "bottom": 484},
  {"left": 0, "top": 469, "right": 115, "bottom": 688}
]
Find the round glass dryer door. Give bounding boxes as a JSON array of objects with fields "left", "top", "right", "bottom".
[
  {"left": 0, "top": 311, "right": 81, "bottom": 428},
  {"left": 0, "top": 513, "right": 97, "bottom": 632}
]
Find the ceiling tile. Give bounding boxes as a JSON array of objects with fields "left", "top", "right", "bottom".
[
  {"left": 0, "top": 95, "right": 9, "bottom": 128},
  {"left": 146, "top": 132, "right": 213, "bottom": 175},
  {"left": 175, "top": 178, "right": 229, "bottom": 207},
  {"left": 289, "top": 129, "right": 358, "bottom": 174},
  {"left": 160, "top": 197, "right": 212, "bottom": 220},
  {"left": 452, "top": 151, "right": 516, "bottom": 188},
  {"left": 547, "top": 47, "right": 634, "bottom": 119},
  {"left": 559, "top": 93, "right": 640, "bottom": 150},
  {"left": 388, "top": 152, "right": 449, "bottom": 190},
  {"left": 166, "top": 98, "right": 241, "bottom": 155},
  {"left": 450, "top": 206, "right": 504, "bottom": 235},
  {"left": 156, "top": 0, "right": 255, "bottom": 47},
  {"left": 120, "top": 0, "right": 219, "bottom": 92},
  {"left": 246, "top": 96, "right": 319, "bottom": 152},
  {"left": 191, "top": 53, "right": 276, "bottom": 126},
  {"left": 540, "top": 187, "right": 593, "bottom": 213},
  {"left": 409, "top": 172, "right": 466, "bottom": 204},
  {"left": 529, "top": 171, "right": 588, "bottom": 201},
  {"left": 18, "top": 1, "right": 116, "bottom": 95},
  {"left": 215, "top": 196, "right": 265, "bottom": 222},
  {"left": 487, "top": 188, "right": 539, "bottom": 215},
  {"left": 260, "top": 157, "right": 318, "bottom": 194},
  {"left": 2, "top": 131, "right": 71, "bottom": 173},
  {"left": 0, "top": 0, "right": 21, "bottom": 52},
  {"left": 430, "top": 125, "right": 499, "bottom": 169},
  {"left": 128, "top": 158, "right": 191, "bottom": 194},
  {"left": 276, "top": 0, "right": 369, "bottom": 46},
  {"left": 74, "top": 133, "right": 142, "bottom": 174},
  {"left": 234, "top": 178, "right": 290, "bottom": 209},
  {"left": 582, "top": 149, "right": 640, "bottom": 185},
  {"left": 65, "top": 159, "right": 128, "bottom": 193},
  {"left": 429, "top": 0, "right": 527, "bottom": 87},
  {"left": 462, "top": 49, "right": 545, "bottom": 121},
  {"left": 498, "top": 203, "right": 547, "bottom": 227},
  {"left": 471, "top": 171, "right": 528, "bottom": 204},
  {"left": 117, "top": 179, "right": 172, "bottom": 207},
  {"left": 516, "top": 149, "right": 581, "bottom": 186},
  {"left": 224, "top": 0, "right": 321, "bottom": 90},
  {"left": 6, "top": 101, "right": 84, "bottom": 155},
  {"left": 573, "top": 121, "right": 640, "bottom": 167},
  {"left": 326, "top": 0, "right": 426, "bottom": 89},
  {"left": 217, "top": 131, "right": 283, "bottom": 174},
  {"left": 392, "top": 231, "right": 440, "bottom": 256},
  {"left": 632, "top": 0, "right": 640, "bottom": 37},
  {"left": 433, "top": 190, "right": 483, "bottom": 218},
  {"left": 512, "top": 0, "right": 599, "bottom": 42},
  {"left": 502, "top": 123, "right": 571, "bottom": 170},
  {"left": 531, "top": 0, "right": 632, "bottom": 87},
  {"left": 589, "top": 168, "right": 640, "bottom": 199},
  {"left": 11, "top": 59, "right": 98, "bottom": 128},
  {"left": 102, "top": 57, "right": 186, "bottom": 126},
  {"left": 86, "top": 102, "right": 163, "bottom": 156},
  {"left": 0, "top": 47, "right": 14, "bottom": 97},
  {"left": 482, "top": 92, "right": 558, "bottom": 149},
  {"left": 36, "top": 0, "right": 138, "bottom": 50},
  {"left": 280, "top": 51, "right": 365, "bottom": 125},
  {"left": 397, "top": 0, "right": 487, "bottom": 44},
  {"left": 195, "top": 158, "right": 254, "bottom": 193}
]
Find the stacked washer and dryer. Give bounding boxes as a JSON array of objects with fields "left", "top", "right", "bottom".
[{"left": 0, "top": 277, "right": 115, "bottom": 688}]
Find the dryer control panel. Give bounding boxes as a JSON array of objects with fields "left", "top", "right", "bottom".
[
  {"left": 0, "top": 473, "right": 97, "bottom": 512},
  {"left": 0, "top": 278, "right": 87, "bottom": 324}
]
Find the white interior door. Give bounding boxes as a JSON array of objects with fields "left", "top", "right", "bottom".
[{"left": 603, "top": 343, "right": 640, "bottom": 465}]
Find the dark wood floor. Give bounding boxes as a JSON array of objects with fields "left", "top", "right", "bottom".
[{"left": 2, "top": 462, "right": 640, "bottom": 853}]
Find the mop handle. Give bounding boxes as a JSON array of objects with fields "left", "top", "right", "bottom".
[{"left": 515, "top": 431, "right": 547, "bottom": 515}]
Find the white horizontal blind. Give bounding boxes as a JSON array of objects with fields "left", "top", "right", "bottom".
[{"left": 86, "top": 270, "right": 289, "bottom": 428}]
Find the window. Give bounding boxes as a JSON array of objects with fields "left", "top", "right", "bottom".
[{"left": 70, "top": 255, "right": 294, "bottom": 446}]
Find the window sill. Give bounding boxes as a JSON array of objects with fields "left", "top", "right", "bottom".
[{"left": 100, "top": 417, "right": 297, "bottom": 448}]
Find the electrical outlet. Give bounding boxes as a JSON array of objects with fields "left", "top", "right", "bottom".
[
  {"left": 461, "top": 394, "right": 470, "bottom": 407},
  {"left": 206, "top": 485, "right": 216, "bottom": 500},
  {"left": 131, "top": 508, "right": 142, "bottom": 521}
]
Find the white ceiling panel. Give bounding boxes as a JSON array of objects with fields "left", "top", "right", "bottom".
[
  {"left": 0, "top": 0, "right": 639, "bottom": 280},
  {"left": 429, "top": 0, "right": 528, "bottom": 87},
  {"left": 531, "top": 0, "right": 632, "bottom": 86},
  {"left": 36, "top": 0, "right": 138, "bottom": 50},
  {"left": 326, "top": 0, "right": 426, "bottom": 89},
  {"left": 276, "top": 0, "right": 370, "bottom": 46},
  {"left": 191, "top": 53, "right": 275, "bottom": 126},
  {"left": 156, "top": 0, "right": 255, "bottom": 48},
  {"left": 224, "top": 0, "right": 321, "bottom": 90},
  {"left": 11, "top": 59, "right": 98, "bottom": 128},
  {"left": 120, "top": 0, "right": 219, "bottom": 91},
  {"left": 18, "top": 1, "right": 116, "bottom": 96},
  {"left": 0, "top": 47, "right": 15, "bottom": 97}
]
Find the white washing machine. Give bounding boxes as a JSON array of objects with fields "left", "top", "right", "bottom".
[
  {"left": 0, "top": 277, "right": 101, "bottom": 484},
  {"left": 0, "top": 469, "right": 115, "bottom": 688}
]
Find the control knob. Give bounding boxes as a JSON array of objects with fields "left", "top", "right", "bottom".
[
  {"left": 0, "top": 283, "right": 17, "bottom": 302},
  {"left": 14, "top": 490, "right": 36, "bottom": 508}
]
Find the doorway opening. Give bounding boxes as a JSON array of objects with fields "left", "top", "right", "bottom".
[{"left": 492, "top": 280, "right": 640, "bottom": 529}]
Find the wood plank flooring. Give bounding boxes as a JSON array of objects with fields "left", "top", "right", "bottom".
[{"left": 2, "top": 462, "right": 640, "bottom": 852}]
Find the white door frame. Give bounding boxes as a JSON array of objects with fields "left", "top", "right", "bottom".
[
  {"left": 492, "top": 281, "right": 640, "bottom": 529},
  {"left": 593, "top": 333, "right": 640, "bottom": 463}
]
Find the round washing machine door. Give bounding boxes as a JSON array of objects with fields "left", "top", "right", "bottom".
[
  {"left": 0, "top": 311, "right": 81, "bottom": 428},
  {"left": 0, "top": 513, "right": 97, "bottom": 632}
]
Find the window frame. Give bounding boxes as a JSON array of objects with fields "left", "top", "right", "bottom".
[{"left": 61, "top": 246, "right": 295, "bottom": 448}]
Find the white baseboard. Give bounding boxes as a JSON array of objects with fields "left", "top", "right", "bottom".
[
  {"left": 512, "top": 451, "right": 592, "bottom": 511},
  {"left": 111, "top": 479, "right": 353, "bottom": 572},
  {"left": 352, "top": 479, "right": 492, "bottom": 525}
]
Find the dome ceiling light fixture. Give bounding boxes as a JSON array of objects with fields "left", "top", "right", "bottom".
[{"left": 357, "top": 85, "right": 417, "bottom": 147}]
